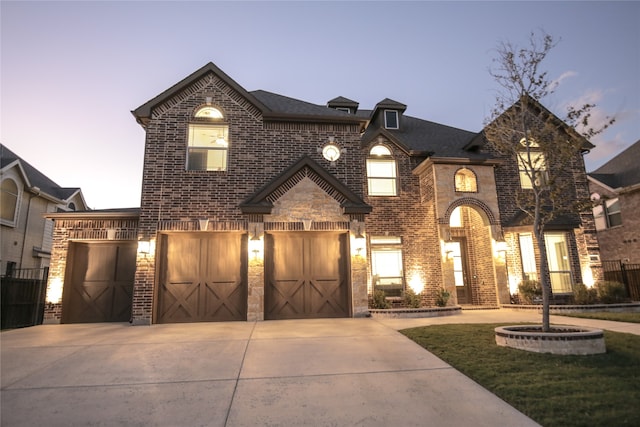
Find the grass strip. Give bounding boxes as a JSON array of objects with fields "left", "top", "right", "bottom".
[
  {"left": 401, "top": 324, "right": 640, "bottom": 427},
  {"left": 557, "top": 311, "right": 640, "bottom": 324}
]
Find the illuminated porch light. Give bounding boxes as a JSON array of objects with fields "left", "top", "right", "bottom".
[
  {"left": 493, "top": 240, "right": 508, "bottom": 260},
  {"left": 138, "top": 239, "right": 156, "bottom": 257},
  {"left": 138, "top": 240, "right": 151, "bottom": 255},
  {"left": 248, "top": 236, "right": 264, "bottom": 261},
  {"left": 46, "top": 277, "right": 63, "bottom": 304},
  {"left": 441, "top": 240, "right": 455, "bottom": 260}
]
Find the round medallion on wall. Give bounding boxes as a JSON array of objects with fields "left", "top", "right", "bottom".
[{"left": 322, "top": 143, "right": 341, "bottom": 162}]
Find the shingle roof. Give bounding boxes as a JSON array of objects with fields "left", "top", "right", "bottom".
[
  {"left": 589, "top": 139, "right": 640, "bottom": 189},
  {"left": 0, "top": 144, "right": 82, "bottom": 202},
  {"left": 361, "top": 114, "right": 483, "bottom": 159},
  {"left": 251, "top": 90, "right": 355, "bottom": 118}
]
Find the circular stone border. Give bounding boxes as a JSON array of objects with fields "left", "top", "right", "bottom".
[{"left": 495, "top": 325, "right": 606, "bottom": 355}]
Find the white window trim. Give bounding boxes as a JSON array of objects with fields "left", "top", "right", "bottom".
[
  {"left": 0, "top": 177, "right": 21, "bottom": 227},
  {"left": 384, "top": 110, "right": 399, "bottom": 129},
  {"left": 366, "top": 157, "right": 398, "bottom": 196}
]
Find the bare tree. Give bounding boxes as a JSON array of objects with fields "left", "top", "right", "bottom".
[{"left": 484, "top": 31, "right": 614, "bottom": 331}]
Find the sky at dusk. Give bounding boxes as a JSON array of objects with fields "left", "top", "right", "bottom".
[{"left": 2, "top": 1, "right": 639, "bottom": 209}]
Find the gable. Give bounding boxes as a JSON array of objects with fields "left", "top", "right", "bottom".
[{"left": 240, "top": 156, "right": 371, "bottom": 215}]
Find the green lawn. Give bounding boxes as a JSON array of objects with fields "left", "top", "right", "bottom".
[
  {"left": 559, "top": 311, "right": 640, "bottom": 323},
  {"left": 401, "top": 324, "right": 640, "bottom": 427}
]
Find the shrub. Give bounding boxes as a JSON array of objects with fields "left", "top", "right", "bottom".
[
  {"left": 403, "top": 288, "right": 422, "bottom": 308},
  {"left": 435, "top": 288, "right": 450, "bottom": 307},
  {"left": 596, "top": 281, "right": 628, "bottom": 304},
  {"left": 371, "top": 289, "right": 390, "bottom": 309},
  {"left": 572, "top": 283, "right": 599, "bottom": 305},
  {"left": 518, "top": 280, "right": 542, "bottom": 304}
]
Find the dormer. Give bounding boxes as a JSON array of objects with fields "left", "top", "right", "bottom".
[
  {"left": 372, "top": 98, "right": 407, "bottom": 130},
  {"left": 327, "top": 96, "right": 359, "bottom": 114}
]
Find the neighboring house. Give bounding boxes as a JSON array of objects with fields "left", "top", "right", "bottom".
[
  {"left": 43, "top": 62, "right": 600, "bottom": 325},
  {"left": 1, "top": 144, "right": 87, "bottom": 275},
  {"left": 588, "top": 140, "right": 640, "bottom": 264}
]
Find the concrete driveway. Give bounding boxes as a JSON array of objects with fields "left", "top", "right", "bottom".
[{"left": 1, "top": 315, "right": 542, "bottom": 426}]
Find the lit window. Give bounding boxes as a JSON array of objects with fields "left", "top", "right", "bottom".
[
  {"left": 384, "top": 110, "right": 399, "bottom": 129},
  {"left": 517, "top": 151, "right": 547, "bottom": 189},
  {"left": 195, "top": 106, "right": 223, "bottom": 119},
  {"left": 187, "top": 124, "right": 229, "bottom": 171},
  {"left": 518, "top": 233, "right": 538, "bottom": 282},
  {"left": 371, "top": 236, "right": 403, "bottom": 296},
  {"left": 544, "top": 233, "right": 573, "bottom": 293},
  {"left": 367, "top": 145, "right": 397, "bottom": 196},
  {"left": 454, "top": 168, "right": 477, "bottom": 192},
  {"left": 1, "top": 178, "right": 19, "bottom": 225},
  {"left": 449, "top": 206, "right": 462, "bottom": 227}
]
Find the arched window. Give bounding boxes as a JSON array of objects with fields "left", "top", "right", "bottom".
[
  {"left": 366, "top": 144, "right": 397, "bottom": 196},
  {"left": 194, "top": 106, "right": 223, "bottom": 119},
  {"left": 188, "top": 106, "right": 229, "bottom": 171},
  {"left": 1, "top": 178, "right": 19, "bottom": 225},
  {"left": 454, "top": 168, "right": 477, "bottom": 192}
]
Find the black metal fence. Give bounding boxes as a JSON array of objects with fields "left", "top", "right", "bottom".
[
  {"left": 602, "top": 260, "right": 640, "bottom": 302},
  {"left": 1, "top": 268, "right": 48, "bottom": 329}
]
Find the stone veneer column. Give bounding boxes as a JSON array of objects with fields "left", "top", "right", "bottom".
[
  {"left": 351, "top": 252, "right": 369, "bottom": 317},
  {"left": 247, "top": 256, "right": 265, "bottom": 321}
]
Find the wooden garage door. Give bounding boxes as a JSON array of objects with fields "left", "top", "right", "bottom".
[
  {"left": 156, "top": 233, "right": 247, "bottom": 323},
  {"left": 265, "top": 232, "right": 350, "bottom": 320},
  {"left": 62, "top": 241, "right": 136, "bottom": 323}
]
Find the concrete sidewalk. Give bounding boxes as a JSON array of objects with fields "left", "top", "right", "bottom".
[{"left": 3, "top": 308, "right": 634, "bottom": 426}]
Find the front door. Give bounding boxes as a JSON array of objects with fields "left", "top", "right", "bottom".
[
  {"left": 265, "top": 231, "right": 350, "bottom": 320},
  {"left": 451, "top": 239, "right": 473, "bottom": 304}
]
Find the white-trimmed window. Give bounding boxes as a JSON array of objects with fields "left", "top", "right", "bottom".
[
  {"left": 187, "top": 106, "right": 229, "bottom": 171},
  {"left": 366, "top": 145, "right": 397, "bottom": 196},
  {"left": 544, "top": 233, "right": 573, "bottom": 293},
  {"left": 371, "top": 236, "right": 404, "bottom": 296},
  {"left": 384, "top": 110, "right": 399, "bottom": 129},
  {"left": 518, "top": 233, "right": 538, "bottom": 282},
  {"left": 517, "top": 151, "right": 547, "bottom": 189},
  {"left": 454, "top": 168, "right": 477, "bottom": 192},
  {"left": 593, "top": 198, "right": 622, "bottom": 230},
  {"left": 1, "top": 178, "right": 19, "bottom": 226}
]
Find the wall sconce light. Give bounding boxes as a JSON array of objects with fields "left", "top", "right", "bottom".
[
  {"left": 138, "top": 240, "right": 151, "bottom": 256},
  {"left": 493, "top": 240, "right": 508, "bottom": 261},
  {"left": 248, "top": 223, "right": 264, "bottom": 261}
]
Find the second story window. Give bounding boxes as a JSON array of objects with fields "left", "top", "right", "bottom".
[
  {"left": 517, "top": 151, "right": 547, "bottom": 189},
  {"left": 593, "top": 197, "right": 622, "bottom": 230},
  {"left": 367, "top": 144, "right": 397, "bottom": 196},
  {"left": 384, "top": 110, "right": 399, "bottom": 129},
  {"left": 454, "top": 168, "right": 477, "bottom": 192},
  {"left": 1, "top": 178, "right": 19, "bottom": 226},
  {"left": 187, "top": 106, "right": 229, "bottom": 171}
]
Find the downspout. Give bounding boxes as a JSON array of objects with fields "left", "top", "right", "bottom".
[{"left": 19, "top": 187, "right": 40, "bottom": 268}]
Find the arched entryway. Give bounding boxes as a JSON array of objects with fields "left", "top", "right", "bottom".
[{"left": 441, "top": 201, "right": 505, "bottom": 306}]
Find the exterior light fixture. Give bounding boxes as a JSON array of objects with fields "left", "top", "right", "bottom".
[{"left": 138, "top": 240, "right": 151, "bottom": 255}]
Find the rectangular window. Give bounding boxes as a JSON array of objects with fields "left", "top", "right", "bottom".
[
  {"left": 518, "top": 233, "right": 538, "bottom": 282},
  {"left": 187, "top": 124, "right": 229, "bottom": 171},
  {"left": 366, "top": 159, "right": 397, "bottom": 196},
  {"left": 518, "top": 152, "right": 547, "bottom": 189},
  {"left": 544, "top": 233, "right": 573, "bottom": 293},
  {"left": 384, "top": 110, "right": 399, "bottom": 129},
  {"left": 593, "top": 198, "right": 622, "bottom": 230},
  {"left": 605, "top": 198, "right": 622, "bottom": 227},
  {"left": 371, "top": 236, "right": 403, "bottom": 296}
]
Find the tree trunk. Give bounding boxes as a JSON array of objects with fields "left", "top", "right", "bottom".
[{"left": 534, "top": 227, "right": 551, "bottom": 332}]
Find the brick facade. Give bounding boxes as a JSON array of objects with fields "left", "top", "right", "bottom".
[{"left": 44, "top": 63, "right": 602, "bottom": 324}]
